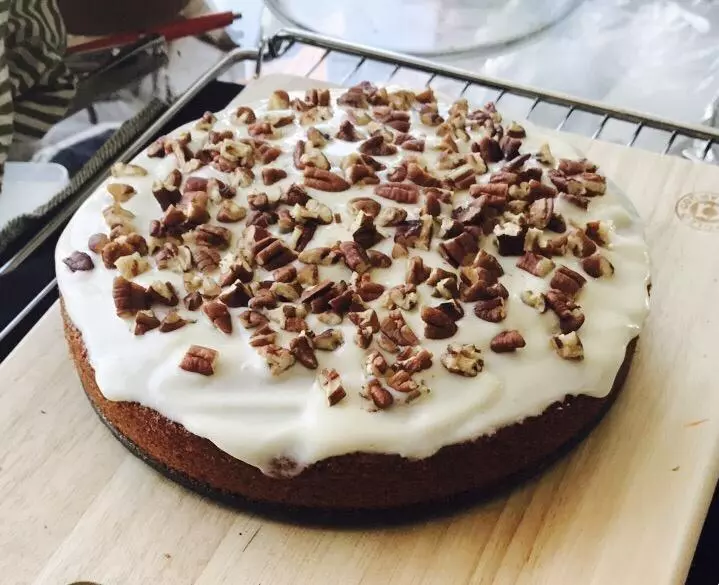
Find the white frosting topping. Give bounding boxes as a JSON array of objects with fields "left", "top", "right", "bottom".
[{"left": 55, "top": 88, "right": 649, "bottom": 475}]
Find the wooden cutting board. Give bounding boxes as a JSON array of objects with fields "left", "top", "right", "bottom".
[{"left": 2, "top": 75, "right": 718, "bottom": 585}]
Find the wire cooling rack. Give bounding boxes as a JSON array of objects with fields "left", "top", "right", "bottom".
[{"left": 2, "top": 27, "right": 719, "bottom": 347}]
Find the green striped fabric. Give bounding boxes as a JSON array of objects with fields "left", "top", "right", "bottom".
[{"left": 0, "top": 0, "right": 75, "bottom": 185}]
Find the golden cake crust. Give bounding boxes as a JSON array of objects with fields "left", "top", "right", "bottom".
[{"left": 63, "top": 303, "right": 636, "bottom": 511}]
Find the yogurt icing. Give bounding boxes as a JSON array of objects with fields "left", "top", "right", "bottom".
[{"left": 56, "top": 87, "right": 650, "bottom": 474}]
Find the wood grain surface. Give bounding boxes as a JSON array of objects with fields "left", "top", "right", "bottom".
[{"left": 1, "top": 75, "right": 718, "bottom": 585}]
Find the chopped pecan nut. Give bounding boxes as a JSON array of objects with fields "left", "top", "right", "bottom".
[
  {"left": 260, "top": 167, "right": 287, "bottom": 186},
  {"left": 102, "top": 202, "right": 135, "bottom": 229},
  {"left": 298, "top": 246, "right": 341, "bottom": 266},
  {"left": 193, "top": 246, "right": 221, "bottom": 273},
  {"left": 304, "top": 167, "right": 350, "bottom": 192},
  {"left": 218, "top": 281, "right": 252, "bottom": 308},
  {"left": 374, "top": 182, "right": 419, "bottom": 204},
  {"left": 438, "top": 231, "right": 478, "bottom": 267},
  {"left": 394, "top": 215, "right": 433, "bottom": 251},
  {"left": 248, "top": 289, "right": 278, "bottom": 311},
  {"left": 359, "top": 134, "right": 397, "bottom": 156},
  {"left": 289, "top": 224, "right": 318, "bottom": 252},
  {"left": 520, "top": 290, "right": 546, "bottom": 313},
  {"left": 405, "top": 256, "right": 431, "bottom": 285},
  {"left": 550, "top": 331, "right": 584, "bottom": 360},
  {"left": 133, "top": 310, "right": 160, "bottom": 335},
  {"left": 336, "top": 119, "right": 362, "bottom": 141},
  {"left": 536, "top": 143, "right": 555, "bottom": 166},
  {"left": 183, "top": 291, "right": 204, "bottom": 311},
  {"left": 474, "top": 297, "right": 506, "bottom": 322},
  {"left": 291, "top": 199, "right": 333, "bottom": 225},
  {"left": 516, "top": 251, "right": 555, "bottom": 277},
  {"left": 376, "top": 205, "right": 407, "bottom": 227},
  {"left": 348, "top": 197, "right": 381, "bottom": 218},
  {"left": 364, "top": 379, "right": 393, "bottom": 410},
  {"left": 350, "top": 211, "right": 384, "bottom": 249},
  {"left": 307, "top": 126, "right": 329, "bottom": 147},
  {"left": 107, "top": 183, "right": 136, "bottom": 203},
  {"left": 115, "top": 252, "right": 149, "bottom": 280},
  {"left": 444, "top": 164, "right": 476, "bottom": 190},
  {"left": 380, "top": 310, "right": 419, "bottom": 347},
  {"left": 477, "top": 136, "right": 503, "bottom": 163},
  {"left": 258, "top": 344, "right": 296, "bottom": 375},
  {"left": 180, "top": 345, "right": 218, "bottom": 375},
  {"left": 585, "top": 220, "right": 611, "bottom": 246},
  {"left": 392, "top": 243, "right": 408, "bottom": 259},
  {"left": 111, "top": 162, "right": 147, "bottom": 177},
  {"left": 147, "top": 281, "right": 178, "bottom": 306},
  {"left": 233, "top": 106, "right": 256, "bottom": 124},
  {"left": 381, "top": 283, "right": 418, "bottom": 310},
  {"left": 356, "top": 279, "right": 385, "bottom": 302},
  {"left": 88, "top": 233, "right": 110, "bottom": 254},
  {"left": 441, "top": 343, "right": 483, "bottom": 376},
  {"left": 195, "top": 224, "right": 231, "bottom": 250},
  {"left": 386, "top": 369, "right": 420, "bottom": 393},
  {"left": 581, "top": 172, "right": 607, "bottom": 196},
  {"left": 407, "top": 162, "right": 441, "bottom": 188},
  {"left": 368, "top": 249, "right": 392, "bottom": 269},
  {"left": 490, "top": 330, "right": 526, "bottom": 353},
  {"left": 472, "top": 249, "right": 504, "bottom": 278},
  {"left": 314, "top": 328, "right": 344, "bottom": 351},
  {"left": 159, "top": 310, "right": 189, "bottom": 333},
  {"left": 297, "top": 264, "right": 319, "bottom": 286},
  {"left": 568, "top": 228, "right": 598, "bottom": 258},
  {"left": 216, "top": 200, "right": 246, "bottom": 223},
  {"left": 550, "top": 265, "right": 586, "bottom": 297},
  {"left": 545, "top": 289, "right": 585, "bottom": 333},
  {"left": 256, "top": 239, "right": 296, "bottom": 270},
  {"left": 460, "top": 280, "right": 507, "bottom": 302},
  {"left": 558, "top": 158, "right": 595, "bottom": 175},
  {"left": 249, "top": 324, "right": 277, "bottom": 347},
  {"left": 528, "top": 198, "right": 554, "bottom": 229},
  {"left": 494, "top": 221, "right": 527, "bottom": 256},
  {"left": 345, "top": 163, "right": 379, "bottom": 185},
  {"left": 582, "top": 254, "right": 614, "bottom": 278},
  {"left": 290, "top": 332, "right": 318, "bottom": 369},
  {"left": 202, "top": 300, "right": 232, "bottom": 334},
  {"left": 112, "top": 276, "right": 149, "bottom": 316},
  {"left": 238, "top": 309, "right": 268, "bottom": 329},
  {"left": 393, "top": 347, "right": 433, "bottom": 374},
  {"left": 63, "top": 250, "right": 94, "bottom": 272},
  {"left": 319, "top": 368, "right": 346, "bottom": 406},
  {"left": 363, "top": 350, "right": 387, "bottom": 377},
  {"left": 339, "top": 241, "right": 371, "bottom": 274}
]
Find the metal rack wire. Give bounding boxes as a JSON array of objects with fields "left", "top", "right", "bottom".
[{"left": 2, "top": 27, "right": 719, "bottom": 347}]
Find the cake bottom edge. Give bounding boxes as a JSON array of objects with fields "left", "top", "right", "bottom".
[{"left": 62, "top": 302, "right": 636, "bottom": 516}]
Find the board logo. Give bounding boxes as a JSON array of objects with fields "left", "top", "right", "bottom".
[{"left": 676, "top": 192, "right": 719, "bottom": 231}]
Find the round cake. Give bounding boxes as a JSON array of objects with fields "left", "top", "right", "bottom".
[{"left": 56, "top": 83, "right": 650, "bottom": 510}]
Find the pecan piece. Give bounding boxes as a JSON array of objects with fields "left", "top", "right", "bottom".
[
  {"left": 441, "top": 343, "right": 483, "bottom": 377},
  {"left": 473, "top": 249, "right": 504, "bottom": 278},
  {"left": 474, "top": 297, "right": 506, "bottom": 322},
  {"left": 405, "top": 256, "right": 431, "bottom": 285},
  {"left": 421, "top": 306, "right": 458, "bottom": 340},
  {"left": 256, "top": 239, "right": 296, "bottom": 270},
  {"left": 351, "top": 211, "right": 384, "bottom": 249},
  {"left": 290, "top": 332, "right": 318, "bottom": 369},
  {"left": 319, "top": 368, "right": 346, "bottom": 406},
  {"left": 374, "top": 182, "right": 419, "bottom": 204},
  {"left": 88, "top": 233, "right": 110, "bottom": 254},
  {"left": 298, "top": 246, "right": 341, "bottom": 266},
  {"left": 536, "top": 143, "right": 555, "bottom": 166},
  {"left": 550, "top": 265, "right": 586, "bottom": 297},
  {"left": 476, "top": 136, "right": 503, "bottom": 163},
  {"left": 585, "top": 220, "right": 611, "bottom": 246},
  {"left": 520, "top": 290, "right": 547, "bottom": 313},
  {"left": 336, "top": 119, "right": 362, "bottom": 141},
  {"left": 567, "top": 228, "right": 598, "bottom": 258},
  {"left": 494, "top": 221, "right": 527, "bottom": 256},
  {"left": 112, "top": 276, "right": 149, "bottom": 316},
  {"left": 257, "top": 344, "right": 296, "bottom": 375},
  {"left": 238, "top": 309, "right": 268, "bottom": 329},
  {"left": 381, "top": 283, "right": 418, "bottom": 310},
  {"left": 582, "top": 254, "right": 614, "bottom": 278},
  {"left": 376, "top": 205, "right": 407, "bottom": 227},
  {"left": 516, "top": 251, "right": 555, "bottom": 277},
  {"left": 159, "top": 310, "right": 188, "bottom": 333},
  {"left": 545, "top": 289, "right": 585, "bottom": 333},
  {"left": 528, "top": 198, "right": 554, "bottom": 229},
  {"left": 314, "top": 328, "right": 344, "bottom": 351},
  {"left": 407, "top": 162, "right": 441, "bottom": 188},
  {"left": 380, "top": 310, "right": 419, "bottom": 347},
  {"left": 63, "top": 251, "right": 94, "bottom": 272},
  {"left": 195, "top": 224, "right": 231, "bottom": 249},
  {"left": 365, "top": 249, "right": 391, "bottom": 269},
  {"left": 345, "top": 163, "right": 379, "bottom": 185},
  {"left": 359, "top": 134, "right": 397, "bottom": 156},
  {"left": 107, "top": 183, "right": 135, "bottom": 203},
  {"left": 133, "top": 310, "right": 160, "bottom": 335},
  {"left": 147, "top": 281, "right": 179, "bottom": 306},
  {"left": 438, "top": 231, "right": 478, "bottom": 267},
  {"left": 348, "top": 197, "right": 381, "bottom": 218},
  {"left": 202, "top": 300, "right": 232, "bottom": 334},
  {"left": 218, "top": 281, "right": 252, "bottom": 308},
  {"left": 111, "top": 162, "right": 147, "bottom": 177},
  {"left": 180, "top": 345, "right": 218, "bottom": 376},
  {"left": 114, "top": 252, "right": 149, "bottom": 280},
  {"left": 183, "top": 291, "right": 203, "bottom": 311},
  {"left": 394, "top": 215, "right": 433, "bottom": 251},
  {"left": 550, "top": 331, "right": 584, "bottom": 360},
  {"left": 490, "top": 330, "right": 526, "bottom": 353},
  {"left": 365, "top": 350, "right": 389, "bottom": 377},
  {"left": 303, "top": 167, "right": 350, "bottom": 192},
  {"left": 339, "top": 241, "right": 371, "bottom": 274},
  {"left": 365, "top": 378, "right": 394, "bottom": 410}
]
